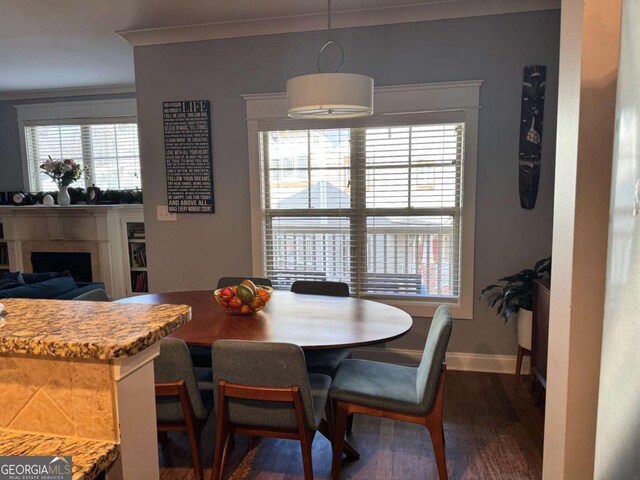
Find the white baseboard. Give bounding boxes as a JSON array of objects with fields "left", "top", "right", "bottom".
[{"left": 352, "top": 347, "right": 531, "bottom": 375}]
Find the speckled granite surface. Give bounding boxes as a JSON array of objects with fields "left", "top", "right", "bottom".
[
  {"left": 0, "top": 298, "right": 191, "bottom": 359},
  {"left": 0, "top": 430, "right": 119, "bottom": 480}
]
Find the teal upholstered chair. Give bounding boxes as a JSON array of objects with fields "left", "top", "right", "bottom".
[
  {"left": 330, "top": 305, "right": 453, "bottom": 480},
  {"left": 290, "top": 280, "right": 352, "bottom": 377},
  {"left": 154, "top": 338, "right": 214, "bottom": 480},
  {"left": 72, "top": 288, "right": 110, "bottom": 301},
  {"left": 212, "top": 340, "right": 332, "bottom": 480},
  {"left": 189, "top": 276, "right": 273, "bottom": 370},
  {"left": 291, "top": 280, "right": 355, "bottom": 433}
]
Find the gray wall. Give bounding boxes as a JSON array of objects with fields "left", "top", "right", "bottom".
[
  {"left": 0, "top": 93, "right": 136, "bottom": 192},
  {"left": 0, "top": 101, "right": 24, "bottom": 190},
  {"left": 133, "top": 10, "right": 560, "bottom": 356},
  {"left": 595, "top": 0, "right": 640, "bottom": 477}
]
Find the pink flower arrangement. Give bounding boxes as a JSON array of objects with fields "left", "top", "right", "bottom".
[{"left": 39, "top": 156, "right": 86, "bottom": 187}]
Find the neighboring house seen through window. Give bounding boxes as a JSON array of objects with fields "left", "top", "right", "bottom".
[
  {"left": 245, "top": 81, "right": 480, "bottom": 316},
  {"left": 259, "top": 123, "right": 464, "bottom": 301}
]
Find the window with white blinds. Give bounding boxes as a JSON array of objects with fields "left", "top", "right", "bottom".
[
  {"left": 259, "top": 122, "right": 464, "bottom": 300},
  {"left": 24, "top": 122, "right": 141, "bottom": 192}
]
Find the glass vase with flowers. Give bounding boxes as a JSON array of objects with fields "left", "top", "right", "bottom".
[{"left": 39, "top": 156, "right": 87, "bottom": 205}]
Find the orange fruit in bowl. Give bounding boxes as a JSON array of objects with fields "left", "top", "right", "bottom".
[{"left": 251, "top": 297, "right": 264, "bottom": 309}]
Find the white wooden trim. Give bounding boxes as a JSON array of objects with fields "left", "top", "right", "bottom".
[
  {"left": 117, "top": 0, "right": 560, "bottom": 47},
  {"left": 15, "top": 98, "right": 137, "bottom": 122},
  {"left": 458, "top": 96, "right": 479, "bottom": 319},
  {"left": 353, "top": 347, "right": 531, "bottom": 375},
  {"left": 111, "top": 344, "right": 160, "bottom": 479},
  {"left": 243, "top": 80, "right": 483, "bottom": 120},
  {"left": 247, "top": 121, "right": 264, "bottom": 276},
  {"left": 245, "top": 81, "right": 480, "bottom": 319},
  {"left": 111, "top": 342, "right": 160, "bottom": 381},
  {"left": 0, "top": 84, "right": 135, "bottom": 102},
  {"left": 18, "top": 121, "right": 30, "bottom": 191}
]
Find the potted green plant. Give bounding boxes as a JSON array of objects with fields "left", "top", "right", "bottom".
[{"left": 480, "top": 256, "right": 551, "bottom": 350}]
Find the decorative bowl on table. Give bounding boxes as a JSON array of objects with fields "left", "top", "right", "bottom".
[{"left": 214, "top": 280, "right": 273, "bottom": 315}]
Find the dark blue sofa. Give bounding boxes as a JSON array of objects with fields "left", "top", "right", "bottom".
[{"left": 0, "top": 272, "right": 105, "bottom": 300}]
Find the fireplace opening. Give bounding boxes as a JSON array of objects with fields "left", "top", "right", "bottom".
[{"left": 31, "top": 252, "right": 93, "bottom": 283}]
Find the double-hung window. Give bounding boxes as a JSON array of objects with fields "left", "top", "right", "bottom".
[
  {"left": 16, "top": 99, "right": 141, "bottom": 192},
  {"left": 246, "top": 82, "right": 480, "bottom": 317}
]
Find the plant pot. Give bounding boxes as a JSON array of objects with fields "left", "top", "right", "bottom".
[
  {"left": 517, "top": 308, "right": 533, "bottom": 350},
  {"left": 57, "top": 185, "right": 70, "bottom": 206}
]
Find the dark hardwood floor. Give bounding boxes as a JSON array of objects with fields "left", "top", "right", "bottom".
[{"left": 158, "top": 371, "right": 544, "bottom": 480}]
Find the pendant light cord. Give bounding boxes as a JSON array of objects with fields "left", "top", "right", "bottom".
[
  {"left": 327, "top": 0, "right": 332, "bottom": 40},
  {"left": 317, "top": 0, "right": 344, "bottom": 73}
]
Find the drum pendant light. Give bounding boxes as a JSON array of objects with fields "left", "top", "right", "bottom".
[{"left": 287, "top": 0, "right": 374, "bottom": 119}]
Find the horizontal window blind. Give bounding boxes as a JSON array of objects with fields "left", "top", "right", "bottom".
[
  {"left": 24, "top": 121, "right": 141, "bottom": 192},
  {"left": 259, "top": 121, "right": 464, "bottom": 300}
]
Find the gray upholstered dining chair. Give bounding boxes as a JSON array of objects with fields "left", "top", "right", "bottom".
[
  {"left": 216, "top": 277, "right": 272, "bottom": 289},
  {"left": 329, "top": 305, "right": 453, "bottom": 480},
  {"left": 154, "top": 338, "right": 214, "bottom": 480},
  {"left": 290, "top": 280, "right": 352, "bottom": 377},
  {"left": 72, "top": 288, "right": 110, "bottom": 301},
  {"left": 212, "top": 340, "right": 332, "bottom": 480},
  {"left": 189, "top": 276, "right": 273, "bottom": 369}
]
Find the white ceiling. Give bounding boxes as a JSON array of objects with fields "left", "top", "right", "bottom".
[{"left": 0, "top": 0, "right": 559, "bottom": 97}]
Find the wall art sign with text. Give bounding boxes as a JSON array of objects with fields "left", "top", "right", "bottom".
[
  {"left": 518, "top": 65, "right": 547, "bottom": 210},
  {"left": 163, "top": 100, "right": 215, "bottom": 213}
]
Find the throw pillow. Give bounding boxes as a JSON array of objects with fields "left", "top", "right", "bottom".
[
  {"left": 0, "top": 276, "right": 77, "bottom": 299},
  {"left": 22, "top": 271, "right": 72, "bottom": 284},
  {"left": 0, "top": 271, "right": 25, "bottom": 290}
]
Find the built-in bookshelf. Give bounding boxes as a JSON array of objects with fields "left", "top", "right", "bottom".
[
  {"left": 126, "top": 222, "right": 148, "bottom": 294},
  {"left": 0, "top": 223, "right": 9, "bottom": 275}
]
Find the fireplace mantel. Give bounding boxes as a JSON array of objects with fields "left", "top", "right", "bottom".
[{"left": 0, "top": 205, "right": 144, "bottom": 299}]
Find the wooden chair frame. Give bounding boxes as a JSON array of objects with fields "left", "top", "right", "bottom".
[
  {"left": 514, "top": 345, "right": 531, "bottom": 387},
  {"left": 213, "top": 380, "right": 330, "bottom": 480},
  {"left": 155, "top": 380, "right": 206, "bottom": 480},
  {"left": 331, "top": 365, "right": 448, "bottom": 480}
]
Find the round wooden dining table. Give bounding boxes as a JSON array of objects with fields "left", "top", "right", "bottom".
[{"left": 116, "top": 290, "right": 413, "bottom": 349}]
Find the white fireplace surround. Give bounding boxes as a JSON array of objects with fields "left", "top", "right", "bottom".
[{"left": 0, "top": 205, "right": 143, "bottom": 299}]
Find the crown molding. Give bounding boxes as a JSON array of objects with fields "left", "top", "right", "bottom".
[
  {"left": 15, "top": 98, "right": 137, "bottom": 122},
  {"left": 117, "top": 0, "right": 560, "bottom": 47},
  {"left": 243, "top": 80, "right": 483, "bottom": 121},
  {"left": 0, "top": 84, "right": 136, "bottom": 102}
]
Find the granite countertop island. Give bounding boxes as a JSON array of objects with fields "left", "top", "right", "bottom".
[
  {"left": 0, "top": 297, "right": 192, "bottom": 479},
  {"left": 0, "top": 298, "right": 191, "bottom": 359},
  {"left": 0, "top": 431, "right": 120, "bottom": 480}
]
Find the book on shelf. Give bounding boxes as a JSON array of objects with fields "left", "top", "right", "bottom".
[
  {"left": 0, "top": 246, "right": 7, "bottom": 266},
  {"left": 131, "top": 245, "right": 147, "bottom": 268},
  {"left": 133, "top": 271, "right": 147, "bottom": 293},
  {"left": 128, "top": 224, "right": 146, "bottom": 239}
]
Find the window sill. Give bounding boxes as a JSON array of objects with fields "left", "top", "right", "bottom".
[{"left": 363, "top": 296, "right": 473, "bottom": 320}]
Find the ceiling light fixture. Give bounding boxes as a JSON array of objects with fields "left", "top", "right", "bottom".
[{"left": 286, "top": 0, "right": 374, "bottom": 119}]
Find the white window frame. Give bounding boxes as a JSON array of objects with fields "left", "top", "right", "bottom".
[
  {"left": 244, "top": 81, "right": 481, "bottom": 319},
  {"left": 14, "top": 99, "right": 138, "bottom": 191}
]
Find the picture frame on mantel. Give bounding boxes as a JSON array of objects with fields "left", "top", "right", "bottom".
[{"left": 163, "top": 100, "right": 215, "bottom": 214}]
